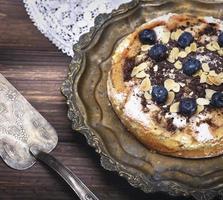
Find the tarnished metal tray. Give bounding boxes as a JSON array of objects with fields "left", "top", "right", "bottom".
[{"left": 61, "top": 1, "right": 223, "bottom": 199}]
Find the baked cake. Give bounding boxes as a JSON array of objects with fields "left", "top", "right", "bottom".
[{"left": 107, "top": 13, "right": 223, "bottom": 158}]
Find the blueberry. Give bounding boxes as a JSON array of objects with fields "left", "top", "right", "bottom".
[
  {"left": 177, "top": 32, "right": 194, "bottom": 48},
  {"left": 149, "top": 44, "right": 168, "bottom": 62},
  {"left": 151, "top": 85, "right": 168, "bottom": 104},
  {"left": 210, "top": 92, "right": 223, "bottom": 108},
  {"left": 218, "top": 32, "right": 223, "bottom": 47},
  {"left": 179, "top": 98, "right": 197, "bottom": 116},
  {"left": 139, "top": 29, "right": 156, "bottom": 45},
  {"left": 182, "top": 58, "right": 201, "bottom": 76}
]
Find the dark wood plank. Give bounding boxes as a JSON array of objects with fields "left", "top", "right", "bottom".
[{"left": 0, "top": 1, "right": 197, "bottom": 200}]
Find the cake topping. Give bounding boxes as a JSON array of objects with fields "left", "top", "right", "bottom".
[
  {"left": 217, "top": 32, "right": 223, "bottom": 47},
  {"left": 177, "top": 32, "right": 194, "bottom": 48},
  {"left": 149, "top": 44, "right": 168, "bottom": 61},
  {"left": 179, "top": 98, "right": 197, "bottom": 116},
  {"left": 151, "top": 85, "right": 168, "bottom": 104},
  {"left": 123, "top": 17, "right": 223, "bottom": 121},
  {"left": 182, "top": 58, "right": 201, "bottom": 76},
  {"left": 210, "top": 92, "right": 223, "bottom": 107},
  {"left": 139, "top": 29, "right": 157, "bottom": 45}
]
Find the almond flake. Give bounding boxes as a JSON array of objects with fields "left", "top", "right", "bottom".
[
  {"left": 136, "top": 70, "right": 147, "bottom": 78},
  {"left": 169, "top": 47, "right": 179, "bottom": 62},
  {"left": 166, "top": 91, "right": 175, "bottom": 105},
  {"left": 131, "top": 62, "right": 148, "bottom": 77},
  {"left": 209, "top": 70, "right": 218, "bottom": 76},
  {"left": 201, "top": 63, "right": 210, "bottom": 72},
  {"left": 218, "top": 49, "right": 223, "bottom": 56},
  {"left": 174, "top": 60, "right": 182, "bottom": 69},
  {"left": 208, "top": 75, "right": 222, "bottom": 86},
  {"left": 144, "top": 92, "right": 152, "bottom": 100},
  {"left": 175, "top": 29, "right": 183, "bottom": 40},
  {"left": 212, "top": 41, "right": 220, "bottom": 50},
  {"left": 196, "top": 98, "right": 210, "bottom": 106},
  {"left": 164, "top": 79, "right": 180, "bottom": 92},
  {"left": 193, "top": 69, "right": 203, "bottom": 77},
  {"left": 190, "top": 42, "right": 197, "bottom": 52},
  {"left": 206, "top": 42, "right": 216, "bottom": 51},
  {"left": 196, "top": 105, "right": 204, "bottom": 114},
  {"left": 169, "top": 102, "right": 180, "bottom": 113},
  {"left": 171, "top": 31, "right": 176, "bottom": 40},
  {"left": 140, "top": 77, "right": 151, "bottom": 91},
  {"left": 205, "top": 89, "right": 216, "bottom": 99},
  {"left": 135, "top": 54, "right": 147, "bottom": 64},
  {"left": 161, "top": 31, "right": 170, "bottom": 44},
  {"left": 178, "top": 51, "right": 187, "bottom": 58},
  {"left": 185, "top": 46, "right": 191, "bottom": 54},
  {"left": 141, "top": 45, "right": 151, "bottom": 52},
  {"left": 206, "top": 76, "right": 214, "bottom": 85},
  {"left": 200, "top": 73, "right": 207, "bottom": 83}
]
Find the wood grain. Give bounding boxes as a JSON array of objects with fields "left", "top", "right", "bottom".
[{"left": 0, "top": 0, "right": 207, "bottom": 199}]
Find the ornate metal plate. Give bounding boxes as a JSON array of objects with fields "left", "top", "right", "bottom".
[{"left": 61, "top": 1, "right": 223, "bottom": 199}]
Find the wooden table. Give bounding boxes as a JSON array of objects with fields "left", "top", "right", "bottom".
[{"left": 0, "top": 1, "right": 198, "bottom": 199}]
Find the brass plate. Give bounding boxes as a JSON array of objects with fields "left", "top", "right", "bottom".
[{"left": 61, "top": 1, "right": 223, "bottom": 199}]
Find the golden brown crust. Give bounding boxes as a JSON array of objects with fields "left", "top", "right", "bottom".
[{"left": 107, "top": 13, "right": 223, "bottom": 158}]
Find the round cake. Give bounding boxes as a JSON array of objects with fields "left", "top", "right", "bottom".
[{"left": 107, "top": 13, "right": 223, "bottom": 158}]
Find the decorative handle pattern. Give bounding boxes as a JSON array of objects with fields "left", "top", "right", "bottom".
[{"left": 30, "top": 147, "right": 99, "bottom": 200}]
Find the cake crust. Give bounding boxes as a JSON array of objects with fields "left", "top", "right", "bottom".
[{"left": 107, "top": 13, "right": 223, "bottom": 158}]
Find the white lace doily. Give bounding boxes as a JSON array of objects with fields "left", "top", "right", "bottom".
[{"left": 23, "top": 0, "right": 131, "bottom": 56}]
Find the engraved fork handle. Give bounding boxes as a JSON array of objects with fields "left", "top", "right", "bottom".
[{"left": 30, "top": 147, "right": 99, "bottom": 200}]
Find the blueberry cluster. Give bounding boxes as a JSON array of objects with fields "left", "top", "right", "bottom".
[
  {"left": 139, "top": 29, "right": 167, "bottom": 62},
  {"left": 138, "top": 28, "right": 223, "bottom": 117}
]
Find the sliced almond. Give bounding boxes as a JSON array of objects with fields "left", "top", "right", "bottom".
[
  {"left": 167, "top": 58, "right": 175, "bottom": 63},
  {"left": 190, "top": 42, "right": 197, "bottom": 52},
  {"left": 131, "top": 62, "right": 148, "bottom": 77},
  {"left": 135, "top": 53, "right": 147, "bottom": 64},
  {"left": 178, "top": 51, "right": 187, "bottom": 58},
  {"left": 196, "top": 98, "right": 210, "bottom": 106},
  {"left": 144, "top": 92, "right": 152, "bottom": 100},
  {"left": 196, "top": 105, "right": 204, "bottom": 114},
  {"left": 218, "top": 49, "right": 223, "bottom": 56},
  {"left": 174, "top": 60, "right": 182, "bottom": 69},
  {"left": 200, "top": 72, "right": 207, "bottom": 83},
  {"left": 169, "top": 102, "right": 180, "bottom": 113},
  {"left": 171, "top": 31, "right": 176, "bottom": 40},
  {"left": 136, "top": 70, "right": 147, "bottom": 78},
  {"left": 208, "top": 75, "right": 222, "bottom": 86},
  {"left": 201, "top": 63, "right": 210, "bottom": 72},
  {"left": 209, "top": 70, "right": 218, "bottom": 76},
  {"left": 206, "top": 42, "right": 216, "bottom": 51},
  {"left": 175, "top": 29, "right": 183, "bottom": 40},
  {"left": 168, "top": 47, "right": 179, "bottom": 62},
  {"left": 185, "top": 46, "right": 191, "bottom": 54},
  {"left": 164, "top": 79, "right": 180, "bottom": 92},
  {"left": 161, "top": 31, "right": 170, "bottom": 44},
  {"left": 205, "top": 89, "right": 216, "bottom": 99},
  {"left": 206, "top": 76, "right": 214, "bottom": 85},
  {"left": 140, "top": 77, "right": 151, "bottom": 91},
  {"left": 193, "top": 69, "right": 203, "bottom": 77},
  {"left": 212, "top": 41, "right": 220, "bottom": 50},
  {"left": 141, "top": 45, "right": 151, "bottom": 52},
  {"left": 166, "top": 91, "right": 175, "bottom": 105}
]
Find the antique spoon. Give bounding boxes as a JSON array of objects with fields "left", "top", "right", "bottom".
[{"left": 0, "top": 73, "right": 98, "bottom": 200}]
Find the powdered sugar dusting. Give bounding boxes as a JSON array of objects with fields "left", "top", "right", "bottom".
[
  {"left": 196, "top": 123, "right": 213, "bottom": 142},
  {"left": 124, "top": 87, "right": 149, "bottom": 126}
]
